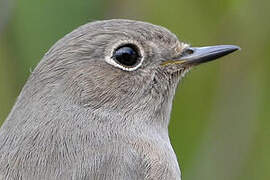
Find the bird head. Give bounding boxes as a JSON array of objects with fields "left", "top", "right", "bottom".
[{"left": 30, "top": 19, "right": 239, "bottom": 124}]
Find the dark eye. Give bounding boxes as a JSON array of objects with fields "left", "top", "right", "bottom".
[{"left": 113, "top": 44, "right": 141, "bottom": 67}]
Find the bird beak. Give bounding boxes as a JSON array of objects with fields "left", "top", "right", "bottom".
[{"left": 161, "top": 45, "right": 240, "bottom": 66}]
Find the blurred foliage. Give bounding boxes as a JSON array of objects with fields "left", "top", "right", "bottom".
[{"left": 0, "top": 0, "right": 269, "bottom": 179}]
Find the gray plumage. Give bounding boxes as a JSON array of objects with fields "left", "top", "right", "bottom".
[{"left": 0, "top": 19, "right": 239, "bottom": 180}]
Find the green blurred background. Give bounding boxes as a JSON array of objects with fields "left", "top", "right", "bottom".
[{"left": 0, "top": 0, "right": 269, "bottom": 179}]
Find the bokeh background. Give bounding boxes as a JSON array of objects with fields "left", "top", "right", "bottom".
[{"left": 0, "top": 0, "right": 269, "bottom": 179}]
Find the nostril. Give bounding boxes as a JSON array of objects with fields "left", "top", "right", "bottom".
[
  {"left": 177, "top": 48, "right": 194, "bottom": 59},
  {"left": 182, "top": 48, "right": 194, "bottom": 57}
]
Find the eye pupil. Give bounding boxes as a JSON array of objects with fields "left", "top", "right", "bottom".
[{"left": 113, "top": 45, "right": 140, "bottom": 67}]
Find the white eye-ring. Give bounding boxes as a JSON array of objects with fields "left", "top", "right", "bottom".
[{"left": 105, "top": 40, "right": 145, "bottom": 71}]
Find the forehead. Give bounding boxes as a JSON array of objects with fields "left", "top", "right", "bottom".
[{"left": 79, "top": 19, "right": 179, "bottom": 46}]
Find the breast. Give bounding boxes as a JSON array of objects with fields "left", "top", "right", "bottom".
[{"left": 127, "top": 136, "right": 182, "bottom": 180}]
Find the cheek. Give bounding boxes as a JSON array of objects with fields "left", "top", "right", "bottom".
[{"left": 63, "top": 64, "right": 146, "bottom": 107}]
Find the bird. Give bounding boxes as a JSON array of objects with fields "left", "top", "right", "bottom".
[{"left": 0, "top": 19, "right": 239, "bottom": 180}]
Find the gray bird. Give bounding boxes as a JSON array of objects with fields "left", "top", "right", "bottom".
[{"left": 0, "top": 19, "right": 239, "bottom": 180}]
